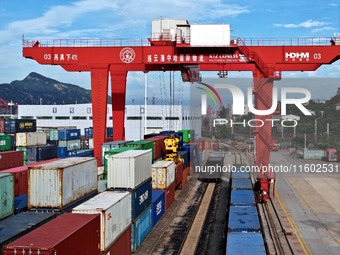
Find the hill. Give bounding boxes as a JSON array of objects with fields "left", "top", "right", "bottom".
[{"left": 0, "top": 72, "right": 112, "bottom": 105}]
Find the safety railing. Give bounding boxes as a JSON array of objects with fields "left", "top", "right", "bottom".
[
  {"left": 23, "top": 38, "right": 151, "bottom": 48},
  {"left": 241, "top": 37, "right": 334, "bottom": 46}
]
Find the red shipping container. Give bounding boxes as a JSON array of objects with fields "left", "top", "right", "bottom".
[
  {"left": 175, "top": 162, "right": 183, "bottom": 188},
  {"left": 102, "top": 226, "right": 131, "bottom": 255},
  {"left": 0, "top": 118, "right": 4, "bottom": 133},
  {"left": 0, "top": 151, "right": 23, "bottom": 170},
  {"left": 0, "top": 158, "right": 60, "bottom": 197},
  {"left": 144, "top": 135, "right": 167, "bottom": 160},
  {"left": 3, "top": 213, "right": 100, "bottom": 255},
  {"left": 155, "top": 181, "right": 175, "bottom": 211},
  {"left": 188, "top": 159, "right": 196, "bottom": 175},
  {"left": 180, "top": 167, "right": 189, "bottom": 189}
]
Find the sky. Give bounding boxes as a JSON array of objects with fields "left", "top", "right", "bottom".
[{"left": 0, "top": 0, "right": 339, "bottom": 105}]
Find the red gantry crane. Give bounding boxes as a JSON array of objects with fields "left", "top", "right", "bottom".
[{"left": 22, "top": 19, "right": 340, "bottom": 202}]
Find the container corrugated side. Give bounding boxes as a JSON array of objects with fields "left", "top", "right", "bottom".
[
  {"left": 226, "top": 232, "right": 266, "bottom": 255},
  {"left": 0, "top": 212, "right": 56, "bottom": 251},
  {"left": 0, "top": 119, "right": 4, "bottom": 133},
  {"left": 0, "top": 135, "right": 11, "bottom": 151},
  {"left": 58, "top": 139, "right": 81, "bottom": 151},
  {"left": 0, "top": 173, "right": 14, "bottom": 220},
  {"left": 151, "top": 161, "right": 175, "bottom": 189},
  {"left": 152, "top": 190, "right": 165, "bottom": 227},
  {"left": 131, "top": 205, "right": 152, "bottom": 252},
  {"left": 0, "top": 151, "right": 23, "bottom": 171},
  {"left": 58, "top": 129, "right": 81, "bottom": 140},
  {"left": 3, "top": 213, "right": 100, "bottom": 255},
  {"left": 16, "top": 132, "right": 47, "bottom": 147},
  {"left": 232, "top": 170, "right": 250, "bottom": 179},
  {"left": 230, "top": 190, "right": 255, "bottom": 205},
  {"left": 231, "top": 178, "right": 252, "bottom": 190},
  {"left": 72, "top": 191, "right": 131, "bottom": 251},
  {"left": 107, "top": 150, "right": 152, "bottom": 189},
  {"left": 27, "top": 145, "right": 57, "bottom": 161},
  {"left": 228, "top": 205, "right": 260, "bottom": 233},
  {"left": 101, "top": 140, "right": 132, "bottom": 165},
  {"left": 102, "top": 226, "right": 131, "bottom": 255},
  {"left": 28, "top": 157, "right": 98, "bottom": 210}
]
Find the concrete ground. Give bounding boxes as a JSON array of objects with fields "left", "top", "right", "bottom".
[{"left": 270, "top": 150, "right": 340, "bottom": 255}]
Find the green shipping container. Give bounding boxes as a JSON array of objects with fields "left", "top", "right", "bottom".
[
  {"left": 127, "top": 141, "right": 154, "bottom": 160},
  {"left": 58, "top": 139, "right": 81, "bottom": 151},
  {"left": 16, "top": 146, "right": 27, "bottom": 160},
  {"left": 0, "top": 173, "right": 14, "bottom": 220},
  {"left": 104, "top": 145, "right": 142, "bottom": 178},
  {"left": 49, "top": 129, "right": 59, "bottom": 141},
  {"left": 0, "top": 135, "right": 11, "bottom": 151},
  {"left": 178, "top": 130, "right": 191, "bottom": 143}
]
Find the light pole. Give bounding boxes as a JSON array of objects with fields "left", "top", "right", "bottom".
[{"left": 314, "top": 112, "right": 324, "bottom": 144}]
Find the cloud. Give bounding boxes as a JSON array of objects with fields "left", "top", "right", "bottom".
[
  {"left": 328, "top": 3, "right": 338, "bottom": 7},
  {"left": 311, "top": 26, "right": 336, "bottom": 33},
  {"left": 273, "top": 19, "right": 328, "bottom": 28}
]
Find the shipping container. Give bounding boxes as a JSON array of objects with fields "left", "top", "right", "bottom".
[
  {"left": 232, "top": 170, "right": 250, "bottom": 179},
  {"left": 28, "top": 157, "right": 98, "bottom": 211},
  {"left": 102, "top": 226, "right": 131, "bottom": 255},
  {"left": 7, "top": 133, "right": 16, "bottom": 149},
  {"left": 0, "top": 118, "right": 4, "bottom": 133},
  {"left": 0, "top": 159, "right": 60, "bottom": 197},
  {"left": 106, "top": 127, "right": 113, "bottom": 137},
  {"left": 84, "top": 127, "right": 93, "bottom": 138},
  {"left": 48, "top": 129, "right": 59, "bottom": 141},
  {"left": 177, "top": 151, "right": 188, "bottom": 169},
  {"left": 4, "top": 119, "right": 36, "bottom": 133},
  {"left": 47, "top": 140, "right": 58, "bottom": 146},
  {"left": 180, "top": 167, "right": 188, "bottom": 189},
  {"left": 127, "top": 140, "right": 154, "bottom": 161},
  {"left": 131, "top": 205, "right": 152, "bottom": 252},
  {"left": 27, "top": 145, "right": 57, "bottom": 161},
  {"left": 89, "top": 138, "right": 94, "bottom": 149},
  {"left": 113, "top": 178, "right": 152, "bottom": 220},
  {"left": 232, "top": 178, "right": 252, "bottom": 190},
  {"left": 228, "top": 205, "right": 260, "bottom": 233},
  {"left": 80, "top": 137, "right": 89, "bottom": 149},
  {"left": 72, "top": 191, "right": 131, "bottom": 251},
  {"left": 230, "top": 190, "right": 256, "bottom": 205},
  {"left": 101, "top": 140, "right": 132, "bottom": 165},
  {"left": 0, "top": 173, "right": 14, "bottom": 220},
  {"left": 155, "top": 180, "right": 175, "bottom": 211},
  {"left": 190, "top": 24, "right": 230, "bottom": 46},
  {"left": 67, "top": 149, "right": 94, "bottom": 157},
  {"left": 233, "top": 164, "right": 247, "bottom": 170},
  {"left": 16, "top": 146, "right": 27, "bottom": 161},
  {"left": 58, "top": 139, "right": 81, "bottom": 151},
  {"left": 58, "top": 129, "right": 81, "bottom": 140},
  {"left": 183, "top": 144, "right": 196, "bottom": 161},
  {"left": 143, "top": 133, "right": 159, "bottom": 139},
  {"left": 178, "top": 129, "right": 191, "bottom": 142},
  {"left": 57, "top": 146, "right": 67, "bottom": 157},
  {"left": 151, "top": 161, "right": 175, "bottom": 189},
  {"left": 0, "top": 134, "right": 11, "bottom": 151},
  {"left": 152, "top": 190, "right": 165, "bottom": 227},
  {"left": 226, "top": 232, "right": 266, "bottom": 255},
  {"left": 0, "top": 212, "right": 56, "bottom": 252},
  {"left": 98, "top": 180, "right": 107, "bottom": 193},
  {"left": 104, "top": 146, "right": 141, "bottom": 176},
  {"left": 107, "top": 150, "right": 152, "bottom": 189},
  {"left": 16, "top": 132, "right": 47, "bottom": 147},
  {"left": 303, "top": 149, "right": 325, "bottom": 160},
  {"left": 14, "top": 193, "right": 28, "bottom": 214},
  {"left": 3, "top": 213, "right": 100, "bottom": 255},
  {"left": 0, "top": 151, "right": 24, "bottom": 170},
  {"left": 144, "top": 135, "right": 166, "bottom": 160},
  {"left": 175, "top": 161, "right": 183, "bottom": 187}
]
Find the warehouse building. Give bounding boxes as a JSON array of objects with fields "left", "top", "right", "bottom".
[{"left": 17, "top": 104, "right": 201, "bottom": 141}]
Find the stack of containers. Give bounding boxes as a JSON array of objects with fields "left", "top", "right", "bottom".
[
  {"left": 84, "top": 127, "right": 93, "bottom": 138},
  {"left": 175, "top": 161, "right": 184, "bottom": 189},
  {"left": 46, "top": 128, "right": 59, "bottom": 146},
  {"left": 152, "top": 161, "right": 176, "bottom": 211},
  {"left": 3, "top": 213, "right": 101, "bottom": 255},
  {"left": 127, "top": 140, "right": 155, "bottom": 162},
  {"left": 72, "top": 192, "right": 132, "bottom": 254},
  {"left": 178, "top": 129, "right": 191, "bottom": 143},
  {"left": 57, "top": 128, "right": 81, "bottom": 158},
  {"left": 28, "top": 157, "right": 98, "bottom": 212},
  {"left": 183, "top": 144, "right": 197, "bottom": 175},
  {"left": 151, "top": 190, "right": 165, "bottom": 227},
  {"left": 5, "top": 119, "right": 37, "bottom": 151},
  {"left": 0, "top": 173, "right": 14, "bottom": 220},
  {"left": 144, "top": 135, "right": 168, "bottom": 161},
  {"left": 106, "top": 150, "right": 153, "bottom": 252},
  {"left": 177, "top": 150, "right": 189, "bottom": 188},
  {"left": 103, "top": 146, "right": 142, "bottom": 179},
  {"left": 101, "top": 140, "right": 133, "bottom": 166},
  {"left": 0, "top": 212, "right": 57, "bottom": 251}
]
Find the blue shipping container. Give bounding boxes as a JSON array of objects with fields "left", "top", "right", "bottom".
[
  {"left": 14, "top": 193, "right": 28, "bottom": 214},
  {"left": 183, "top": 144, "right": 196, "bottom": 162},
  {"left": 27, "top": 145, "right": 57, "bottom": 161},
  {"left": 228, "top": 205, "right": 260, "bottom": 233},
  {"left": 114, "top": 178, "right": 152, "bottom": 220},
  {"left": 58, "top": 129, "right": 81, "bottom": 140},
  {"left": 226, "top": 232, "right": 266, "bottom": 255},
  {"left": 131, "top": 205, "right": 152, "bottom": 252},
  {"left": 106, "top": 127, "right": 113, "bottom": 137},
  {"left": 67, "top": 149, "right": 94, "bottom": 157},
  {"left": 0, "top": 212, "right": 56, "bottom": 251},
  {"left": 177, "top": 151, "right": 188, "bottom": 169},
  {"left": 84, "top": 127, "right": 93, "bottom": 138},
  {"left": 232, "top": 178, "right": 252, "bottom": 190},
  {"left": 232, "top": 170, "right": 250, "bottom": 179},
  {"left": 152, "top": 190, "right": 165, "bottom": 227},
  {"left": 230, "top": 190, "right": 255, "bottom": 205},
  {"left": 57, "top": 147, "right": 68, "bottom": 158},
  {"left": 47, "top": 140, "right": 58, "bottom": 146}
]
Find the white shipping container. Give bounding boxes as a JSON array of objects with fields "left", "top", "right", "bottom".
[
  {"left": 28, "top": 157, "right": 98, "bottom": 210},
  {"left": 190, "top": 24, "right": 230, "bottom": 46},
  {"left": 16, "top": 132, "right": 47, "bottom": 146},
  {"left": 151, "top": 161, "right": 175, "bottom": 189},
  {"left": 72, "top": 191, "right": 131, "bottom": 251},
  {"left": 107, "top": 150, "right": 152, "bottom": 189},
  {"left": 89, "top": 138, "right": 94, "bottom": 149}
]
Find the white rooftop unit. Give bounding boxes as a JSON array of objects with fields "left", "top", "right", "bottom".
[
  {"left": 152, "top": 19, "right": 189, "bottom": 42},
  {"left": 190, "top": 24, "right": 231, "bottom": 46}
]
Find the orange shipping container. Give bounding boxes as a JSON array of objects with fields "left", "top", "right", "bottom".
[{"left": 179, "top": 167, "right": 188, "bottom": 189}]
